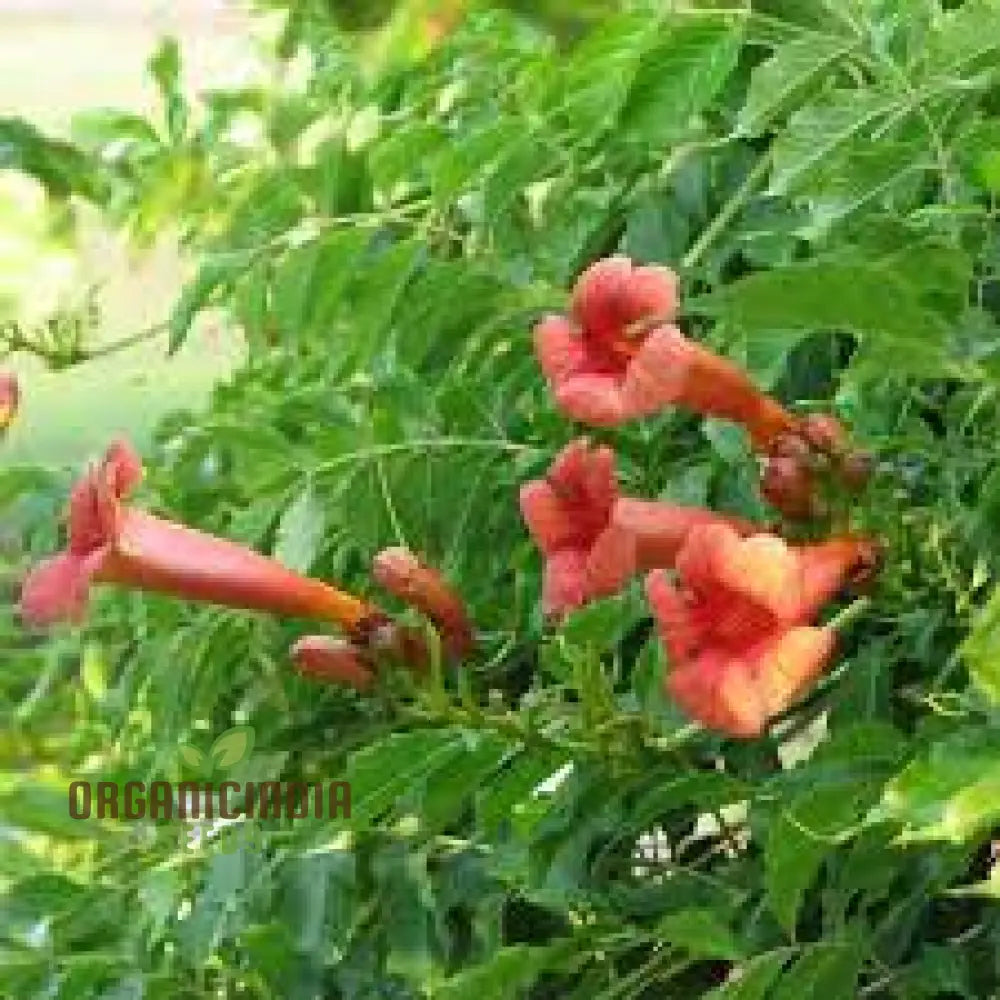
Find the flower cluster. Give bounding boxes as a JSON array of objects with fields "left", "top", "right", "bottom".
[
  {"left": 523, "top": 257, "right": 881, "bottom": 738},
  {"left": 20, "top": 439, "right": 471, "bottom": 686}
]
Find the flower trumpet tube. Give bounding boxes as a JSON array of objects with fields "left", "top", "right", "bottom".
[
  {"left": 0, "top": 372, "right": 19, "bottom": 433},
  {"left": 585, "top": 498, "right": 757, "bottom": 602},
  {"left": 19, "top": 439, "right": 377, "bottom": 634},
  {"left": 534, "top": 256, "right": 798, "bottom": 446},
  {"left": 519, "top": 437, "right": 755, "bottom": 616},
  {"left": 372, "top": 547, "right": 475, "bottom": 658},
  {"left": 646, "top": 524, "right": 880, "bottom": 738}
]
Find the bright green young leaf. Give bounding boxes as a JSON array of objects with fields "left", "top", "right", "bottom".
[
  {"left": 961, "top": 582, "right": 1000, "bottom": 704},
  {"left": 873, "top": 727, "right": 1000, "bottom": 843}
]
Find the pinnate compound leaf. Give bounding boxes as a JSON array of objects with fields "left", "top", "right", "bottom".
[
  {"left": 619, "top": 15, "right": 744, "bottom": 147},
  {"left": 738, "top": 35, "right": 854, "bottom": 136}
]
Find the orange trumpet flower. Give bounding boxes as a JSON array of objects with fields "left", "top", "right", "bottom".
[
  {"left": 19, "top": 439, "right": 376, "bottom": 635},
  {"left": 534, "top": 256, "right": 797, "bottom": 446},
  {"left": 647, "top": 524, "right": 879, "bottom": 738}
]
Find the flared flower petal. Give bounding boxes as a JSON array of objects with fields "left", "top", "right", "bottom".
[
  {"left": 647, "top": 524, "right": 876, "bottom": 739},
  {"left": 675, "top": 524, "right": 804, "bottom": 623},
  {"left": 542, "top": 548, "right": 589, "bottom": 617},
  {"left": 570, "top": 256, "right": 679, "bottom": 347},
  {"left": 373, "top": 547, "right": 474, "bottom": 658},
  {"left": 20, "top": 552, "right": 94, "bottom": 626},
  {"left": 519, "top": 439, "right": 618, "bottom": 554},
  {"left": 751, "top": 626, "right": 837, "bottom": 719},
  {"left": 667, "top": 650, "right": 766, "bottom": 739}
]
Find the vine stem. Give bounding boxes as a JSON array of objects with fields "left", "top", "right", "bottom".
[
  {"left": 681, "top": 148, "right": 773, "bottom": 270},
  {"left": 828, "top": 596, "right": 871, "bottom": 632}
]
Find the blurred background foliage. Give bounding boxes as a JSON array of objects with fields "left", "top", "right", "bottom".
[{"left": 4, "top": 0, "right": 1000, "bottom": 997}]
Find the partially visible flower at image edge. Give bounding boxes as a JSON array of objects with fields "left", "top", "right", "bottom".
[
  {"left": 647, "top": 523, "right": 880, "bottom": 738},
  {"left": 0, "top": 372, "right": 20, "bottom": 433},
  {"left": 19, "top": 438, "right": 376, "bottom": 635}
]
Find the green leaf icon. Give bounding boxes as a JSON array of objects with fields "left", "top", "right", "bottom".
[
  {"left": 178, "top": 744, "right": 206, "bottom": 770},
  {"left": 210, "top": 725, "right": 255, "bottom": 771}
]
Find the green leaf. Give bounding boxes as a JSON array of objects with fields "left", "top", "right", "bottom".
[
  {"left": 619, "top": 14, "right": 743, "bottom": 148},
  {"left": 346, "top": 728, "right": 507, "bottom": 829},
  {"left": 168, "top": 250, "right": 255, "bottom": 353},
  {"left": 654, "top": 908, "right": 745, "bottom": 960},
  {"left": 738, "top": 35, "right": 854, "bottom": 136},
  {"left": 961, "top": 582, "right": 1000, "bottom": 704},
  {"left": 923, "top": 0, "right": 1000, "bottom": 77},
  {"left": 148, "top": 37, "right": 187, "bottom": 143},
  {"left": 436, "top": 946, "right": 554, "bottom": 1000},
  {"left": 209, "top": 725, "right": 256, "bottom": 770},
  {"left": 692, "top": 244, "right": 969, "bottom": 372},
  {"left": 768, "top": 88, "right": 907, "bottom": 200},
  {"left": 706, "top": 949, "right": 795, "bottom": 999},
  {"left": 0, "top": 117, "right": 105, "bottom": 201},
  {"left": 273, "top": 484, "right": 326, "bottom": 574},
  {"left": 765, "top": 788, "right": 856, "bottom": 935},
  {"left": 872, "top": 727, "right": 1000, "bottom": 843},
  {"left": 770, "top": 942, "right": 862, "bottom": 1000},
  {"left": 80, "top": 643, "right": 107, "bottom": 701}
]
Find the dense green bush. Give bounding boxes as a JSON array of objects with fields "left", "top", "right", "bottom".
[{"left": 5, "top": 1, "right": 1000, "bottom": 996}]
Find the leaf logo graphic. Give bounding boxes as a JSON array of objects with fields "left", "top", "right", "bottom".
[{"left": 178, "top": 725, "right": 255, "bottom": 776}]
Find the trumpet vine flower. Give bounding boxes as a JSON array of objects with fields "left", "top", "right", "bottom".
[
  {"left": 647, "top": 524, "right": 879, "bottom": 738},
  {"left": 20, "top": 439, "right": 377, "bottom": 636},
  {"left": 534, "top": 256, "right": 797, "bottom": 446}
]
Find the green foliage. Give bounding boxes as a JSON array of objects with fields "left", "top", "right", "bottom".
[{"left": 6, "top": 1, "right": 1000, "bottom": 998}]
